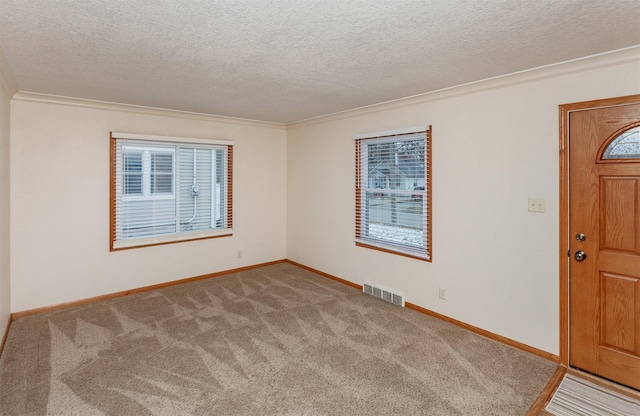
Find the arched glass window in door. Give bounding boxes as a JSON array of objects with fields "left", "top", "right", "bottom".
[{"left": 602, "top": 126, "right": 640, "bottom": 159}]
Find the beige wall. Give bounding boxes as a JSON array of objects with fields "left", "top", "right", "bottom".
[
  {"left": 286, "top": 48, "right": 640, "bottom": 355},
  {"left": 0, "top": 51, "right": 14, "bottom": 338},
  {"left": 10, "top": 96, "right": 287, "bottom": 312}
]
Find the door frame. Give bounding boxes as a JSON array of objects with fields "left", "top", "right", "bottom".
[{"left": 558, "top": 94, "right": 640, "bottom": 368}]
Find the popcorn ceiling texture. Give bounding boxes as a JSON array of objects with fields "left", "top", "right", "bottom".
[{"left": 0, "top": 0, "right": 639, "bottom": 123}]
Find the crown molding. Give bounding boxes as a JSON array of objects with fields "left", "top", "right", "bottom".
[
  {"left": 11, "top": 92, "right": 287, "bottom": 130},
  {"left": 287, "top": 46, "right": 640, "bottom": 129},
  {"left": 7, "top": 46, "right": 639, "bottom": 130}
]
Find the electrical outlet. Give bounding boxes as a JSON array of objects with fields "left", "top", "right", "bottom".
[
  {"left": 236, "top": 250, "right": 242, "bottom": 258},
  {"left": 528, "top": 197, "right": 545, "bottom": 213},
  {"left": 438, "top": 287, "right": 446, "bottom": 300}
]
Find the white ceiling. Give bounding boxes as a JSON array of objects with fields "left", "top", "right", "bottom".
[{"left": 1, "top": 0, "right": 639, "bottom": 124}]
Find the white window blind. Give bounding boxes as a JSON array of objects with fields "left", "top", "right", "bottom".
[
  {"left": 111, "top": 133, "right": 233, "bottom": 250},
  {"left": 355, "top": 126, "right": 431, "bottom": 260}
]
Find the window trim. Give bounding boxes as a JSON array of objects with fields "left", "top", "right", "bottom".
[
  {"left": 110, "top": 132, "right": 234, "bottom": 251},
  {"left": 354, "top": 125, "right": 432, "bottom": 262}
]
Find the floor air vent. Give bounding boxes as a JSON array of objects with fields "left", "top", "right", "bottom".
[{"left": 363, "top": 282, "right": 405, "bottom": 307}]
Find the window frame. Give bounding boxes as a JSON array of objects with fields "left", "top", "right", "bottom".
[
  {"left": 110, "top": 132, "right": 233, "bottom": 251},
  {"left": 354, "top": 125, "right": 432, "bottom": 262}
]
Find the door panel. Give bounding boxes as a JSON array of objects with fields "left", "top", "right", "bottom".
[
  {"left": 600, "top": 177, "right": 638, "bottom": 253},
  {"left": 569, "top": 99, "right": 640, "bottom": 390},
  {"left": 601, "top": 272, "right": 638, "bottom": 353}
]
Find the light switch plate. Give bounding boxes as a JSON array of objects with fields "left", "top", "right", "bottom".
[{"left": 528, "top": 197, "right": 545, "bottom": 213}]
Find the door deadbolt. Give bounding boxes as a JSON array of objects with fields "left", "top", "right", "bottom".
[
  {"left": 575, "top": 233, "right": 586, "bottom": 242},
  {"left": 574, "top": 250, "right": 587, "bottom": 261}
]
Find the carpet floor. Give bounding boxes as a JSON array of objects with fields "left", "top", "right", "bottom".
[{"left": 0, "top": 262, "right": 557, "bottom": 415}]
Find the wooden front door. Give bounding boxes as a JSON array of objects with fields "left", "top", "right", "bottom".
[{"left": 568, "top": 95, "right": 640, "bottom": 390}]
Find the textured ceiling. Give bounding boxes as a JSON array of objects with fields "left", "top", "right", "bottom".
[{"left": 1, "top": 0, "right": 639, "bottom": 124}]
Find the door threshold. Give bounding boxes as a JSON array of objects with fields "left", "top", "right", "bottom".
[{"left": 566, "top": 367, "right": 640, "bottom": 400}]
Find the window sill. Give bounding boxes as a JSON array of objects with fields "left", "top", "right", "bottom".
[{"left": 355, "top": 240, "right": 431, "bottom": 262}]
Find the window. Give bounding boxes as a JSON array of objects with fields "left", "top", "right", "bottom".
[
  {"left": 602, "top": 125, "right": 640, "bottom": 160},
  {"left": 354, "top": 126, "right": 431, "bottom": 261},
  {"left": 110, "top": 132, "right": 233, "bottom": 250},
  {"left": 123, "top": 147, "right": 175, "bottom": 197}
]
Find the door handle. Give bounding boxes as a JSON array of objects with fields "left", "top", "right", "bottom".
[{"left": 575, "top": 250, "right": 587, "bottom": 261}]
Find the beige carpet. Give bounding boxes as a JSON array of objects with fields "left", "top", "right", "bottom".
[{"left": 0, "top": 263, "right": 557, "bottom": 415}]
